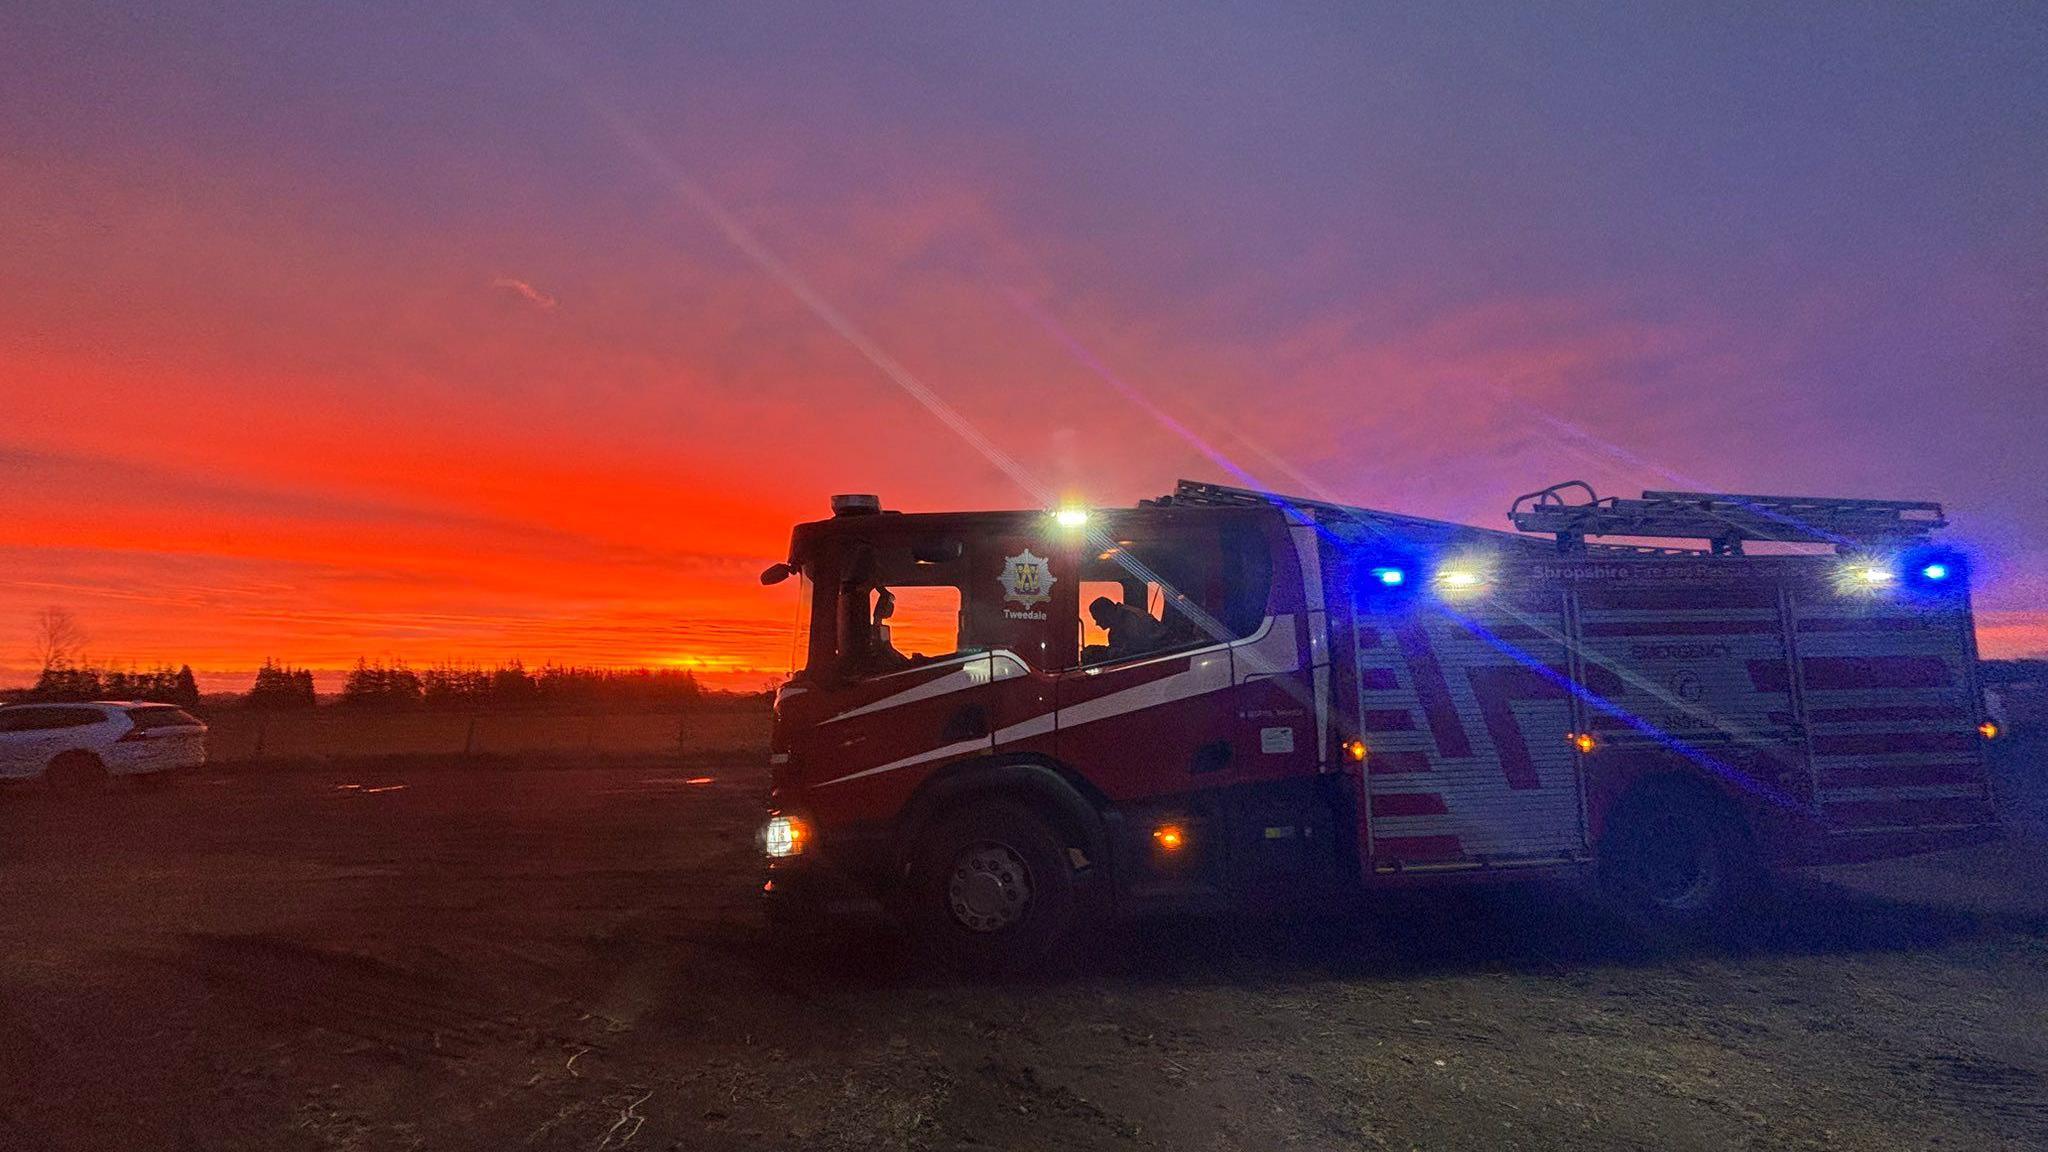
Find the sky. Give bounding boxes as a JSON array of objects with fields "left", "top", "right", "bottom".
[{"left": 2, "top": 2, "right": 2044, "bottom": 691}]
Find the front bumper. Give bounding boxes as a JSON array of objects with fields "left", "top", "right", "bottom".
[{"left": 760, "top": 820, "right": 893, "bottom": 924}]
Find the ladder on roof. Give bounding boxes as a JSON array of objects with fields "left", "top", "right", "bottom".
[
  {"left": 1507, "top": 480, "right": 1946, "bottom": 554},
  {"left": 1154, "top": 479, "right": 1705, "bottom": 556},
  {"left": 1150, "top": 480, "right": 1481, "bottom": 536}
]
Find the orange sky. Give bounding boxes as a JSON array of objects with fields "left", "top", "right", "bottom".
[{"left": 3, "top": 6, "right": 2044, "bottom": 691}]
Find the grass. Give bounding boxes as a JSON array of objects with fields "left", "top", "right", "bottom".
[{"left": 204, "top": 704, "right": 771, "bottom": 765}]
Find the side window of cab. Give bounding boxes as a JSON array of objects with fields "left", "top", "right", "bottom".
[
  {"left": 1073, "top": 522, "right": 1271, "bottom": 667},
  {"left": 811, "top": 536, "right": 981, "bottom": 682}
]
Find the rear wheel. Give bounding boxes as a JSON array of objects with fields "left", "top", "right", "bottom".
[
  {"left": 908, "top": 804, "right": 1076, "bottom": 972},
  {"left": 1598, "top": 784, "right": 1758, "bottom": 940},
  {"left": 44, "top": 752, "right": 109, "bottom": 797}
]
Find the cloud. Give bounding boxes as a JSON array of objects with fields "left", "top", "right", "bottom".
[{"left": 490, "top": 276, "right": 557, "bottom": 310}]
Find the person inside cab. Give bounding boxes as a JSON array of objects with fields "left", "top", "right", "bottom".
[{"left": 1088, "top": 596, "right": 1167, "bottom": 662}]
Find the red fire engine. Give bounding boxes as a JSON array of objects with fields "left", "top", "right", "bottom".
[{"left": 759, "top": 480, "right": 1999, "bottom": 965}]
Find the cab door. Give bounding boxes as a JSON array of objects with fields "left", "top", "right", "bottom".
[
  {"left": 1053, "top": 642, "right": 1237, "bottom": 800},
  {"left": 1052, "top": 518, "right": 1245, "bottom": 801},
  {"left": 775, "top": 533, "right": 998, "bottom": 820}
]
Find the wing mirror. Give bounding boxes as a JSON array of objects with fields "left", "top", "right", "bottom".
[{"left": 760, "top": 562, "right": 796, "bottom": 586}]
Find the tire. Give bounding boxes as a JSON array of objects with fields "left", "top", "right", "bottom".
[
  {"left": 907, "top": 803, "right": 1077, "bottom": 972},
  {"left": 44, "top": 751, "right": 109, "bottom": 798},
  {"left": 1597, "top": 784, "right": 1759, "bottom": 941}
]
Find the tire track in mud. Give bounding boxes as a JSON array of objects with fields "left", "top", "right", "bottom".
[
  {"left": 169, "top": 932, "right": 523, "bottom": 1062},
  {"left": 1883, "top": 1049, "right": 2048, "bottom": 1134}
]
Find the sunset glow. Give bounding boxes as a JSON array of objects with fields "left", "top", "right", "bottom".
[{"left": 4, "top": 6, "right": 2043, "bottom": 691}]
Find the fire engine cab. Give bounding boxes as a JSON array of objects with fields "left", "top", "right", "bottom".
[{"left": 759, "top": 480, "right": 1998, "bottom": 965}]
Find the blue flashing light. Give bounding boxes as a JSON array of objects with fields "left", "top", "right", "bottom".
[
  {"left": 1350, "top": 546, "right": 1428, "bottom": 612},
  {"left": 1892, "top": 545, "right": 1970, "bottom": 597}
]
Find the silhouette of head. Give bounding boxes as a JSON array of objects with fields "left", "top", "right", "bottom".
[{"left": 1088, "top": 596, "right": 1120, "bottom": 629}]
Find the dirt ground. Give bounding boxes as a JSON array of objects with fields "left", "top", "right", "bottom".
[{"left": 2, "top": 758, "right": 2044, "bottom": 1152}]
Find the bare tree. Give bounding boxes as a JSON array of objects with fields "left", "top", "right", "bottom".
[{"left": 32, "top": 607, "right": 87, "bottom": 671}]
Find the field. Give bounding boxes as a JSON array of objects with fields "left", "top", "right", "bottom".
[
  {"left": 0, "top": 738, "right": 2044, "bottom": 1149},
  {"left": 201, "top": 704, "right": 772, "bottom": 762}
]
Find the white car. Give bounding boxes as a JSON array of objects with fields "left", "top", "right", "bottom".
[{"left": 0, "top": 701, "right": 208, "bottom": 790}]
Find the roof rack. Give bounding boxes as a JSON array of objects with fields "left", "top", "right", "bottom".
[
  {"left": 1151, "top": 480, "right": 1708, "bottom": 556},
  {"left": 1507, "top": 481, "right": 1945, "bottom": 554},
  {"left": 1150, "top": 480, "right": 1479, "bottom": 536}
]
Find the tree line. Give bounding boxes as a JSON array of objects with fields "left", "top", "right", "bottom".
[
  {"left": 293, "top": 659, "right": 705, "bottom": 710},
  {"left": 4, "top": 608, "right": 202, "bottom": 705},
  {"left": 20, "top": 664, "right": 203, "bottom": 708},
  {"left": 14, "top": 607, "right": 731, "bottom": 712},
  {"left": 1980, "top": 658, "right": 2048, "bottom": 685},
  {"left": 10, "top": 656, "right": 711, "bottom": 713}
]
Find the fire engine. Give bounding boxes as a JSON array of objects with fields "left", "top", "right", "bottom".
[{"left": 759, "top": 480, "right": 1998, "bottom": 965}]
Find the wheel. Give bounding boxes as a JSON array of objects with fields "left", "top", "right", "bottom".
[
  {"left": 907, "top": 804, "right": 1076, "bottom": 972},
  {"left": 1597, "top": 784, "right": 1759, "bottom": 940},
  {"left": 44, "top": 751, "right": 109, "bottom": 797}
]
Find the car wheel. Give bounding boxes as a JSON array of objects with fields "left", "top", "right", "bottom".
[
  {"left": 908, "top": 804, "right": 1076, "bottom": 973},
  {"left": 45, "top": 751, "right": 110, "bottom": 797},
  {"left": 1598, "top": 785, "right": 1758, "bottom": 940}
]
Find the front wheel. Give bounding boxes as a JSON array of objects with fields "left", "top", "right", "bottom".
[
  {"left": 907, "top": 804, "right": 1076, "bottom": 972},
  {"left": 1598, "top": 786, "right": 1759, "bottom": 940}
]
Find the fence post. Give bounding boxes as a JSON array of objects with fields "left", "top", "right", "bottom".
[
  {"left": 253, "top": 716, "right": 267, "bottom": 761},
  {"left": 677, "top": 712, "right": 688, "bottom": 752},
  {"left": 464, "top": 714, "right": 478, "bottom": 756}
]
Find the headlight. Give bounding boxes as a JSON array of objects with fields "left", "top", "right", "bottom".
[{"left": 762, "top": 814, "right": 810, "bottom": 858}]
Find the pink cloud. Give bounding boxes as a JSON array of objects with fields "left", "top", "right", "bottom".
[{"left": 490, "top": 277, "right": 557, "bottom": 310}]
